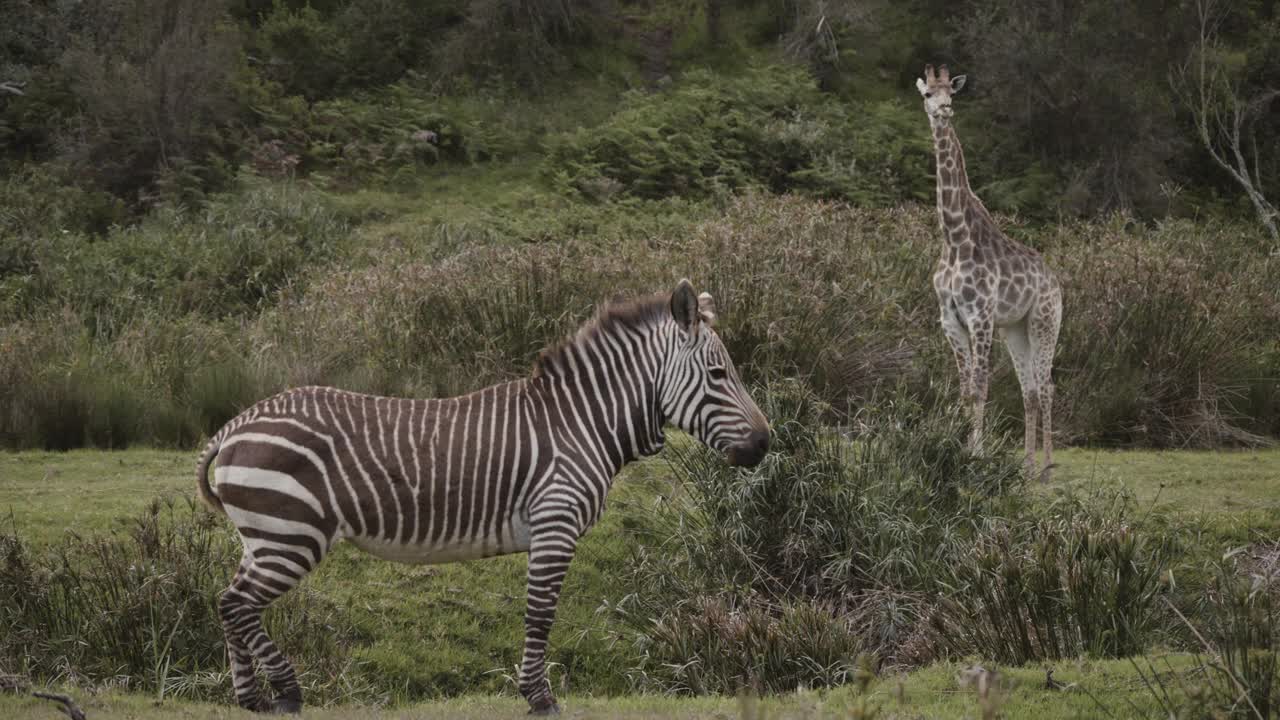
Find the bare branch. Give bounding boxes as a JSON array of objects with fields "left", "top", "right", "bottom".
[
  {"left": 0, "top": 81, "right": 26, "bottom": 96},
  {"left": 1172, "top": 0, "right": 1278, "bottom": 241},
  {"left": 31, "top": 691, "right": 87, "bottom": 720}
]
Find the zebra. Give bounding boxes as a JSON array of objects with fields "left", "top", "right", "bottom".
[{"left": 195, "top": 279, "right": 770, "bottom": 714}]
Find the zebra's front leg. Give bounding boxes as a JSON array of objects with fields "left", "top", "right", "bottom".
[{"left": 519, "top": 520, "right": 579, "bottom": 715}]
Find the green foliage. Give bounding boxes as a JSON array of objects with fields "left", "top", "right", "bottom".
[
  {"left": 3, "top": 190, "right": 1276, "bottom": 450},
  {"left": 544, "top": 66, "right": 931, "bottom": 205},
  {"left": 434, "top": 0, "right": 605, "bottom": 89},
  {"left": 55, "top": 0, "right": 241, "bottom": 203},
  {"left": 1047, "top": 215, "right": 1280, "bottom": 447},
  {"left": 935, "top": 498, "right": 1170, "bottom": 663},
  {"left": 0, "top": 498, "right": 373, "bottom": 703},
  {"left": 246, "top": 82, "right": 533, "bottom": 187},
  {"left": 255, "top": 1, "right": 350, "bottom": 101},
  {"left": 614, "top": 381, "right": 1027, "bottom": 693},
  {"left": 0, "top": 179, "right": 348, "bottom": 329}
]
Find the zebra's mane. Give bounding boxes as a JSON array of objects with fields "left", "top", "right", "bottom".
[{"left": 533, "top": 293, "right": 671, "bottom": 378}]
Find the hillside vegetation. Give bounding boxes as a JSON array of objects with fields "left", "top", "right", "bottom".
[
  {"left": 2, "top": 1, "right": 1280, "bottom": 718},
  {"left": 2, "top": 0, "right": 1277, "bottom": 452}
]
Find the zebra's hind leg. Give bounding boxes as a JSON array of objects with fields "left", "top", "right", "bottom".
[
  {"left": 221, "top": 557, "right": 270, "bottom": 712},
  {"left": 219, "top": 548, "right": 318, "bottom": 714}
]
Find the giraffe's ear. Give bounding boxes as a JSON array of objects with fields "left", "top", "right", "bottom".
[
  {"left": 671, "top": 279, "right": 700, "bottom": 334},
  {"left": 916, "top": 78, "right": 928, "bottom": 95},
  {"left": 951, "top": 75, "right": 967, "bottom": 93}
]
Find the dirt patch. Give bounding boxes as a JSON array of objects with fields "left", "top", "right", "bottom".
[{"left": 1237, "top": 542, "right": 1280, "bottom": 583}]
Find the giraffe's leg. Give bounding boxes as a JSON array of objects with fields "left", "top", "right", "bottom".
[
  {"left": 1001, "top": 322, "right": 1039, "bottom": 476},
  {"left": 967, "top": 307, "right": 995, "bottom": 449},
  {"left": 1030, "top": 288, "right": 1063, "bottom": 482},
  {"left": 219, "top": 542, "right": 326, "bottom": 714},
  {"left": 939, "top": 302, "right": 974, "bottom": 403},
  {"left": 520, "top": 507, "right": 580, "bottom": 715}
]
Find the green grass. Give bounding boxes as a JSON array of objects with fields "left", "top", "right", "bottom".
[
  {"left": 0, "top": 656, "right": 1196, "bottom": 718},
  {"left": 1052, "top": 447, "right": 1280, "bottom": 515},
  {"left": 0, "top": 448, "right": 675, "bottom": 699},
  {"left": 0, "top": 449, "right": 191, "bottom": 544},
  {"left": 7, "top": 446, "right": 1278, "bottom": 546},
  {"left": 2, "top": 446, "right": 1278, "bottom": 715}
]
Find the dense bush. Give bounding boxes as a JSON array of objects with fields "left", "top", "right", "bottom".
[
  {"left": 2, "top": 192, "right": 1275, "bottom": 450},
  {"left": 0, "top": 498, "right": 373, "bottom": 703},
  {"left": 544, "top": 66, "right": 931, "bottom": 205},
  {"left": 245, "top": 82, "right": 533, "bottom": 187},
  {"left": 612, "top": 381, "right": 1172, "bottom": 694},
  {"left": 934, "top": 500, "right": 1170, "bottom": 663},
  {"left": 1046, "top": 215, "right": 1280, "bottom": 446},
  {"left": 0, "top": 179, "right": 349, "bottom": 328}
]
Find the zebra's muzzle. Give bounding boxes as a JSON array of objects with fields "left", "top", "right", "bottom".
[{"left": 727, "top": 429, "right": 769, "bottom": 468}]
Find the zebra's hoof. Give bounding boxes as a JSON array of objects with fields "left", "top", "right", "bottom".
[
  {"left": 528, "top": 702, "right": 561, "bottom": 716},
  {"left": 270, "top": 697, "right": 303, "bottom": 714}
]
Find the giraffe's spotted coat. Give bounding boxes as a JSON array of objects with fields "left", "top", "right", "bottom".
[{"left": 917, "top": 64, "right": 1064, "bottom": 481}]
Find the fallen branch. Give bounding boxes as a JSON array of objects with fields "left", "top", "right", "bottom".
[{"left": 31, "top": 691, "right": 88, "bottom": 720}]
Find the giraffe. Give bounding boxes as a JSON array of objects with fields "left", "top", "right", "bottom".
[{"left": 915, "top": 64, "right": 1063, "bottom": 481}]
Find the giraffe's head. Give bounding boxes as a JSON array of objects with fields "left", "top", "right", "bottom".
[{"left": 915, "top": 64, "right": 967, "bottom": 123}]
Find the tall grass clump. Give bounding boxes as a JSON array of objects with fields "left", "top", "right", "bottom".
[
  {"left": 252, "top": 193, "right": 934, "bottom": 410},
  {"left": 614, "top": 379, "right": 1179, "bottom": 694},
  {"left": 0, "top": 311, "right": 267, "bottom": 449},
  {"left": 611, "top": 380, "right": 1025, "bottom": 694},
  {"left": 1047, "top": 215, "right": 1279, "bottom": 448},
  {"left": 1128, "top": 549, "right": 1280, "bottom": 718},
  {"left": 0, "top": 498, "right": 374, "bottom": 703},
  {"left": 3, "top": 191, "right": 1276, "bottom": 449},
  {"left": 933, "top": 495, "right": 1171, "bottom": 664}
]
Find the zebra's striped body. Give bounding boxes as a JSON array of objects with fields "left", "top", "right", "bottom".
[{"left": 198, "top": 280, "right": 768, "bottom": 714}]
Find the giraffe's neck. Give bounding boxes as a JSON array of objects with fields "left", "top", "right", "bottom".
[{"left": 930, "top": 117, "right": 974, "bottom": 243}]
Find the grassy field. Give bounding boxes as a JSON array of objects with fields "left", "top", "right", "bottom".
[
  {"left": 0, "top": 657, "right": 1199, "bottom": 718},
  {"left": 6, "top": 446, "right": 1279, "bottom": 545},
  {"left": 2, "top": 446, "right": 1278, "bottom": 717}
]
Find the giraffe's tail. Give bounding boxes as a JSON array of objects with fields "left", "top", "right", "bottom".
[{"left": 196, "top": 435, "right": 225, "bottom": 515}]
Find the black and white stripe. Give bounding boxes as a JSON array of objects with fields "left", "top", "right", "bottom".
[{"left": 196, "top": 279, "right": 769, "bottom": 714}]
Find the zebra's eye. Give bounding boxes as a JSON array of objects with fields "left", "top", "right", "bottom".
[{"left": 708, "top": 367, "right": 728, "bottom": 380}]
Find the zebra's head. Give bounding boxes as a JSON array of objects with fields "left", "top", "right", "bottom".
[{"left": 661, "top": 279, "right": 770, "bottom": 468}]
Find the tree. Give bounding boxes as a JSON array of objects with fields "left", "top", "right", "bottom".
[{"left": 1173, "top": 0, "right": 1279, "bottom": 242}]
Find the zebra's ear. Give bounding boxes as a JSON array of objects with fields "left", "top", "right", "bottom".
[
  {"left": 697, "top": 292, "right": 716, "bottom": 325},
  {"left": 671, "top": 279, "right": 700, "bottom": 334}
]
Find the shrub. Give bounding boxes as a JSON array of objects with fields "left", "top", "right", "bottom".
[
  {"left": 934, "top": 501, "right": 1171, "bottom": 664},
  {"left": 1129, "top": 550, "right": 1280, "bottom": 719},
  {"left": 55, "top": 0, "right": 241, "bottom": 204},
  {"left": 0, "top": 498, "right": 374, "bottom": 703},
  {"left": 543, "top": 66, "right": 931, "bottom": 205},
  {"left": 1046, "top": 215, "right": 1280, "bottom": 447},
  {"left": 2, "top": 178, "right": 348, "bottom": 331},
  {"left": 434, "top": 0, "right": 608, "bottom": 89},
  {"left": 613, "top": 380, "right": 1025, "bottom": 693},
  {"left": 248, "top": 83, "right": 530, "bottom": 186}
]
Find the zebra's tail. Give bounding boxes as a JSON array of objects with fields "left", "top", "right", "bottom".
[{"left": 196, "top": 435, "right": 225, "bottom": 514}]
